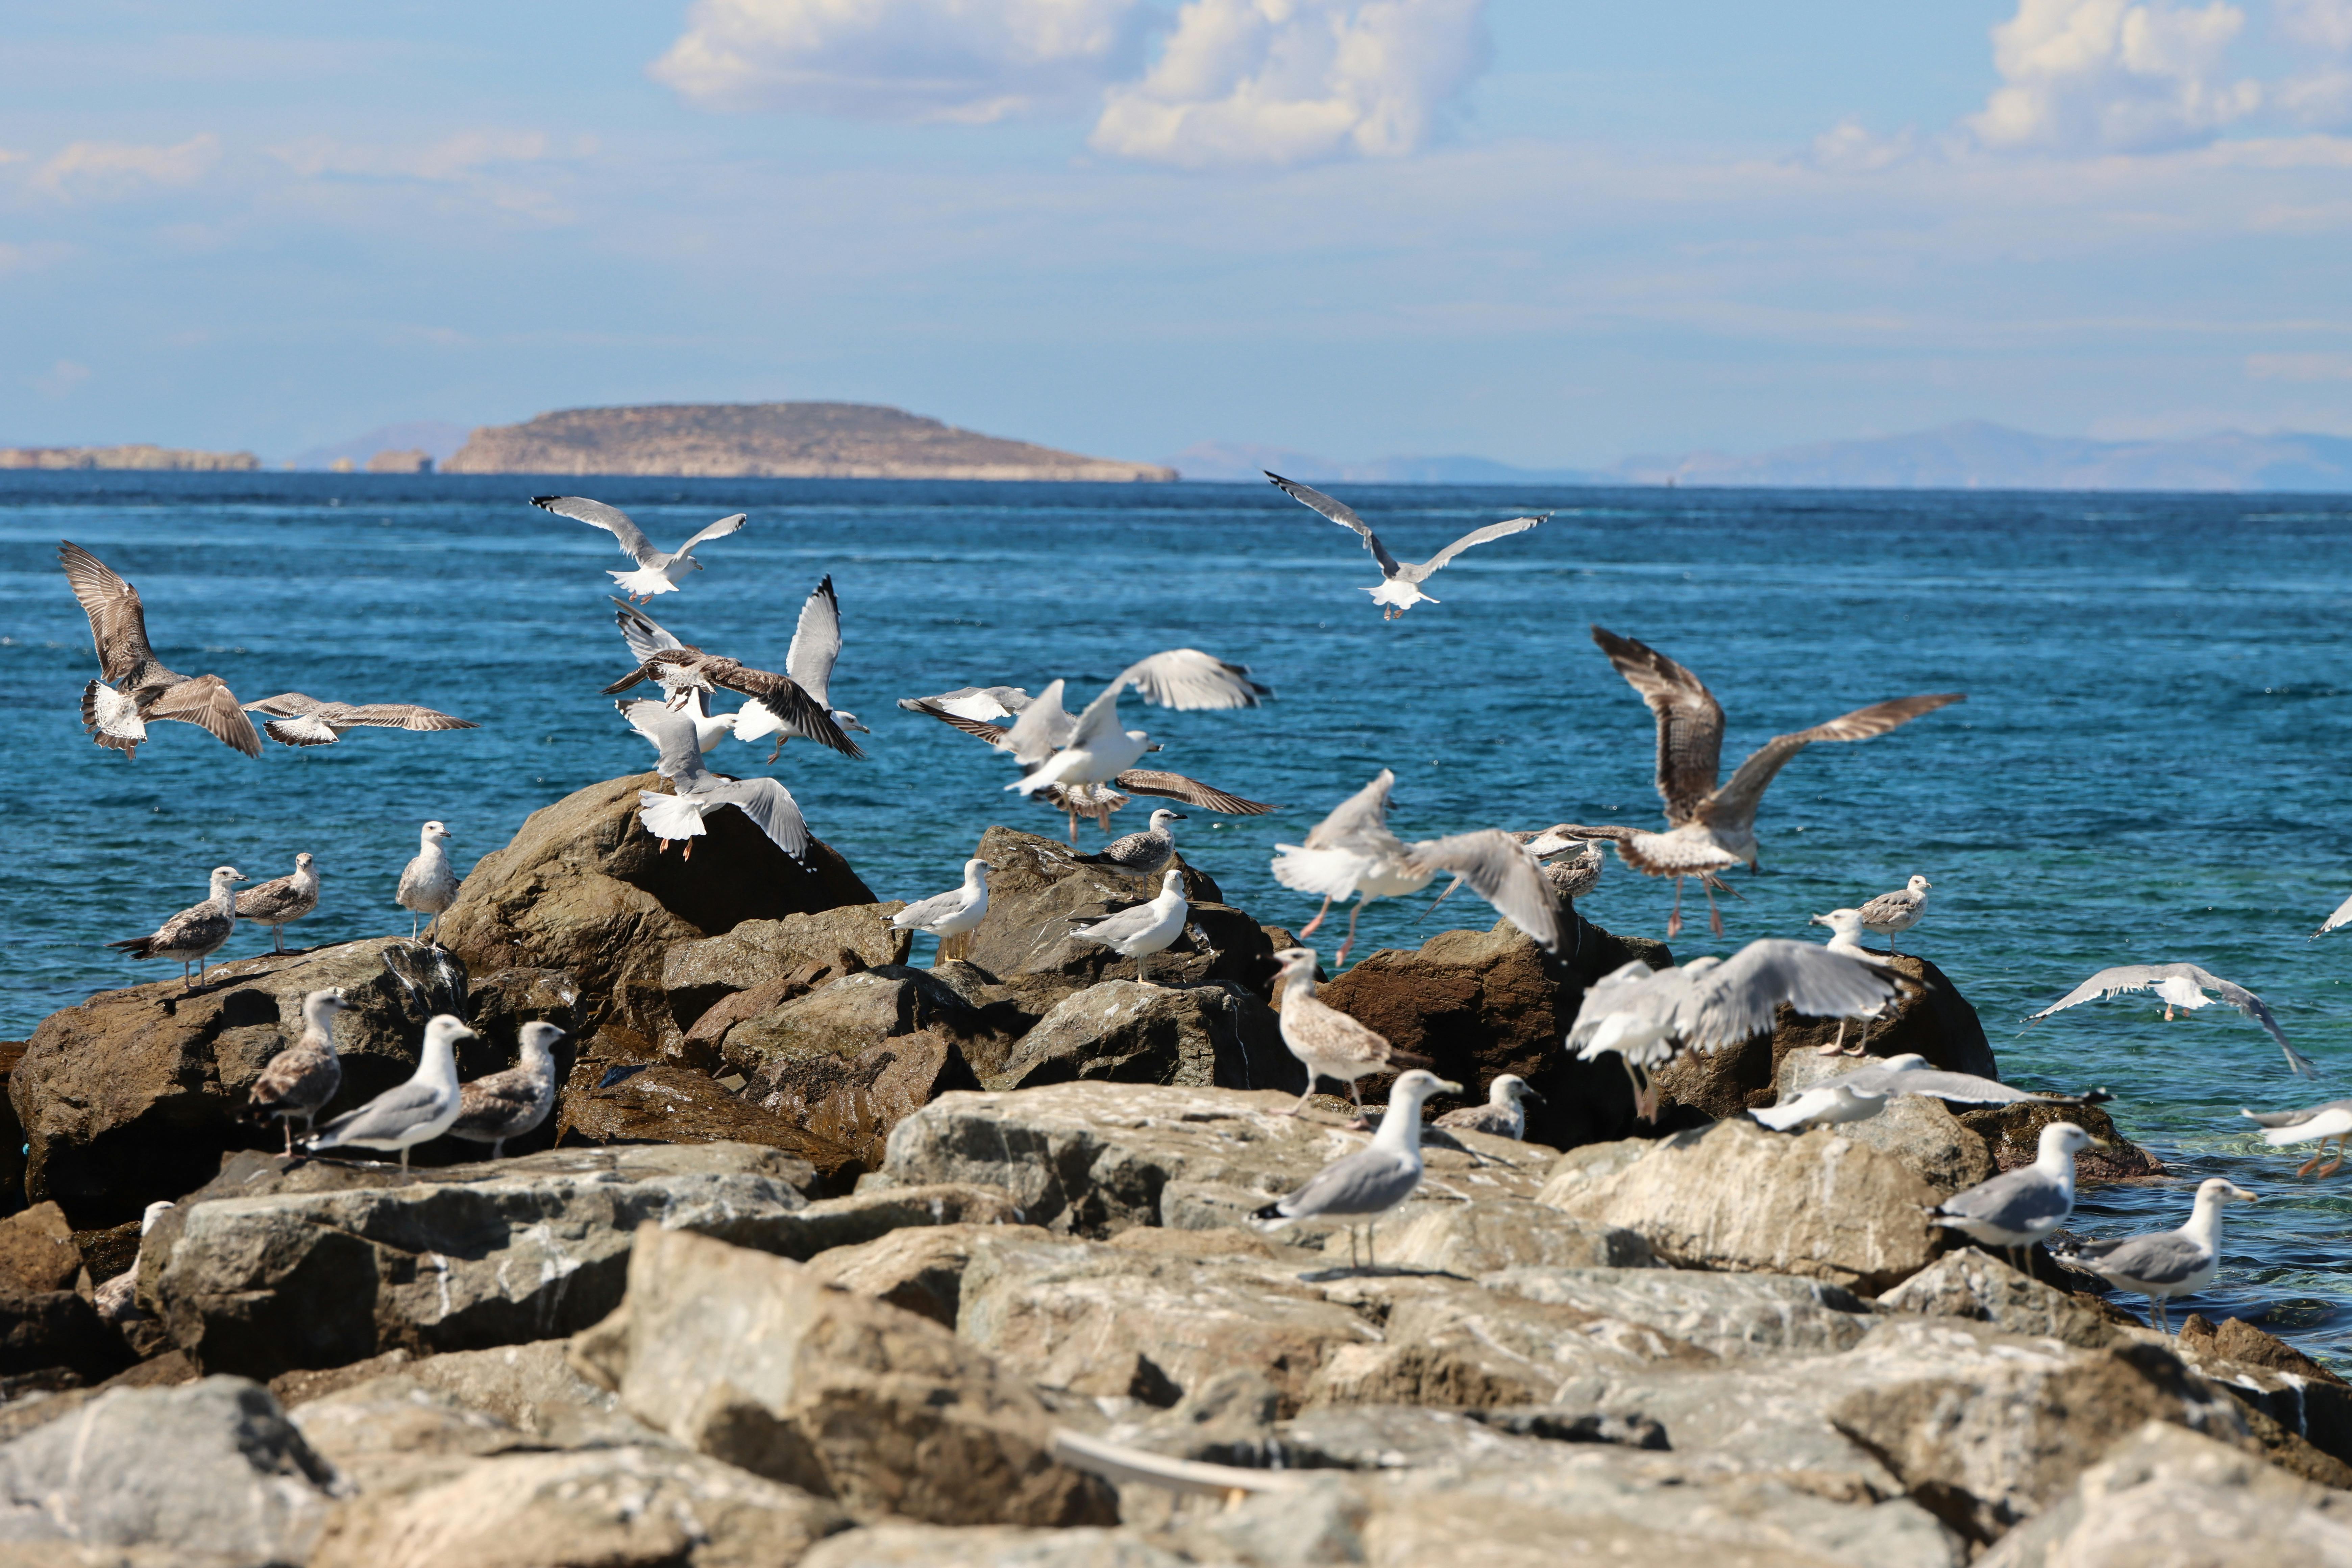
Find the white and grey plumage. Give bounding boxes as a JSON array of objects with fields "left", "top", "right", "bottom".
[
  {"left": 1076, "top": 808, "right": 1186, "bottom": 878},
  {"left": 2314, "top": 892, "right": 2352, "bottom": 940},
  {"left": 2024, "top": 962, "right": 2314, "bottom": 1077},
  {"left": 1568, "top": 939, "right": 1903, "bottom": 1120},
  {"left": 1558, "top": 627, "right": 1963, "bottom": 937},
  {"left": 59, "top": 541, "right": 263, "bottom": 760},
  {"left": 240, "top": 692, "right": 477, "bottom": 748},
  {"left": 535, "top": 495, "right": 746, "bottom": 602},
  {"left": 397, "top": 821, "right": 461, "bottom": 945},
  {"left": 93, "top": 1201, "right": 174, "bottom": 1324},
  {"left": 108, "top": 865, "right": 247, "bottom": 989},
  {"left": 623, "top": 705, "right": 811, "bottom": 860},
  {"left": 1009, "top": 651, "right": 1269, "bottom": 806},
  {"left": 1434, "top": 1074, "right": 1541, "bottom": 1140},
  {"left": 248, "top": 988, "right": 350, "bottom": 1153},
  {"left": 1266, "top": 473, "right": 1546, "bottom": 621},
  {"left": 2048, "top": 1178, "right": 2257, "bottom": 1335},
  {"left": 303, "top": 1014, "right": 471, "bottom": 1171},
  {"left": 1271, "top": 945, "right": 1435, "bottom": 1127},
  {"left": 446, "top": 1021, "right": 564, "bottom": 1159},
  {"left": 730, "top": 575, "right": 871, "bottom": 763},
  {"left": 235, "top": 852, "right": 320, "bottom": 953},
  {"left": 610, "top": 599, "right": 734, "bottom": 753},
  {"left": 1069, "top": 867, "right": 1190, "bottom": 985},
  {"left": 1251, "top": 1069, "right": 1462, "bottom": 1269},
  {"left": 888, "top": 858, "right": 991, "bottom": 949},
  {"left": 1421, "top": 825, "right": 1603, "bottom": 936},
  {"left": 1858, "top": 875, "right": 1932, "bottom": 950},
  {"left": 603, "top": 634, "right": 862, "bottom": 759},
  {"left": 1754, "top": 1052, "right": 2111, "bottom": 1132},
  {"left": 1805, "top": 908, "right": 1886, "bottom": 1056},
  {"left": 1273, "top": 769, "right": 1562, "bottom": 966},
  {"left": 2240, "top": 1098, "right": 2352, "bottom": 1177},
  {"left": 1931, "top": 1121, "right": 2103, "bottom": 1271}
]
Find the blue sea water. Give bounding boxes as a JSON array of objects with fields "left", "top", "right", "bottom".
[{"left": 3, "top": 471, "right": 2350, "bottom": 1361}]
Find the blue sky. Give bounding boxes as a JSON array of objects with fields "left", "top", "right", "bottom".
[{"left": 1, "top": 0, "right": 2347, "bottom": 466}]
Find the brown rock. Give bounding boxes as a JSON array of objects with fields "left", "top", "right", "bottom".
[
  {"left": 0, "top": 1202, "right": 122, "bottom": 1381},
  {"left": 663, "top": 903, "right": 912, "bottom": 1036},
  {"left": 756, "top": 1025, "right": 985, "bottom": 1175},
  {"left": 807, "top": 1222, "right": 1056, "bottom": 1326},
  {"left": 1373, "top": 1197, "right": 1652, "bottom": 1275},
  {"left": 1957, "top": 1099, "right": 2165, "bottom": 1181},
  {"left": 557, "top": 1057, "right": 864, "bottom": 1176},
  {"left": 987, "top": 980, "right": 1297, "bottom": 1095}
]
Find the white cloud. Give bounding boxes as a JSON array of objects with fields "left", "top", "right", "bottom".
[
  {"left": 651, "top": 0, "right": 1146, "bottom": 122},
  {"left": 1807, "top": 119, "right": 1919, "bottom": 173},
  {"left": 30, "top": 134, "right": 219, "bottom": 199},
  {"left": 1968, "top": 0, "right": 2261, "bottom": 153},
  {"left": 2279, "top": 0, "right": 2352, "bottom": 50},
  {"left": 35, "top": 360, "right": 90, "bottom": 398},
  {"left": 1090, "top": 0, "right": 1488, "bottom": 168},
  {"left": 270, "top": 130, "right": 572, "bottom": 182},
  {"left": 2275, "top": 0, "right": 2352, "bottom": 126}
]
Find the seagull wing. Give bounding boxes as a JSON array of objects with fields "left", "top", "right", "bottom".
[
  {"left": 1403, "top": 514, "right": 1545, "bottom": 581},
  {"left": 1564, "top": 959, "right": 1666, "bottom": 1051},
  {"left": 903, "top": 699, "right": 1015, "bottom": 751},
  {"left": 622, "top": 702, "right": 714, "bottom": 787},
  {"left": 705, "top": 777, "right": 810, "bottom": 859},
  {"left": 706, "top": 664, "right": 864, "bottom": 758},
  {"left": 241, "top": 692, "right": 330, "bottom": 717},
  {"left": 146, "top": 676, "right": 264, "bottom": 757},
  {"left": 1699, "top": 692, "right": 1965, "bottom": 834},
  {"left": 1591, "top": 626, "right": 1726, "bottom": 824},
  {"left": 2318, "top": 892, "right": 2352, "bottom": 939},
  {"left": 2185, "top": 966, "right": 2315, "bottom": 1076},
  {"left": 2025, "top": 964, "right": 2173, "bottom": 1021},
  {"left": 675, "top": 511, "right": 748, "bottom": 555},
  {"left": 1114, "top": 769, "right": 1278, "bottom": 815},
  {"left": 1066, "top": 675, "right": 1130, "bottom": 748},
  {"left": 1004, "top": 679, "right": 1076, "bottom": 766},
  {"left": 2240, "top": 1098, "right": 2352, "bottom": 1131},
  {"left": 1302, "top": 769, "right": 1396, "bottom": 852},
  {"left": 1407, "top": 830, "right": 1562, "bottom": 952},
  {"left": 1268, "top": 1146, "right": 1420, "bottom": 1222},
  {"left": 58, "top": 541, "right": 160, "bottom": 684},
  {"left": 334, "top": 703, "right": 477, "bottom": 732},
  {"left": 1266, "top": 471, "right": 1403, "bottom": 578},
  {"left": 611, "top": 597, "right": 692, "bottom": 664},
  {"left": 915, "top": 685, "right": 1030, "bottom": 722},
  {"left": 1871, "top": 1068, "right": 2062, "bottom": 1105},
  {"left": 1673, "top": 940, "right": 1898, "bottom": 1052},
  {"left": 786, "top": 575, "right": 844, "bottom": 709},
  {"left": 312, "top": 1080, "right": 450, "bottom": 1146},
  {"left": 536, "top": 496, "right": 659, "bottom": 566},
  {"left": 1119, "top": 648, "right": 1272, "bottom": 710},
  {"left": 2068, "top": 1231, "right": 2209, "bottom": 1286}
]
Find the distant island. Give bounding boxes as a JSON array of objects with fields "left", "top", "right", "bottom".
[
  {"left": 0, "top": 444, "right": 259, "bottom": 472},
  {"left": 440, "top": 402, "right": 1175, "bottom": 482}
]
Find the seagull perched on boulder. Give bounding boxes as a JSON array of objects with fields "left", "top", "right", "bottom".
[
  {"left": 236, "top": 852, "right": 320, "bottom": 953},
  {"left": 1252, "top": 1069, "right": 1462, "bottom": 1269},
  {"left": 1754, "top": 1053, "right": 2110, "bottom": 1132},
  {"left": 58, "top": 541, "right": 262, "bottom": 759},
  {"left": 1931, "top": 1122, "right": 2107, "bottom": 1273},
  {"left": 1858, "top": 875, "right": 1932, "bottom": 950},
  {"left": 2024, "top": 962, "right": 2314, "bottom": 1076},
  {"left": 446, "top": 1022, "right": 565, "bottom": 1159},
  {"left": 1434, "top": 1074, "right": 1542, "bottom": 1140},
  {"left": 109, "top": 865, "right": 246, "bottom": 989},
  {"left": 303, "top": 1014, "right": 470, "bottom": 1172},
  {"left": 397, "top": 821, "right": 460, "bottom": 944},
  {"left": 1076, "top": 808, "right": 1186, "bottom": 879},
  {"left": 887, "top": 859, "right": 991, "bottom": 963},
  {"left": 535, "top": 495, "right": 746, "bottom": 602},
  {"left": 1068, "top": 867, "right": 1191, "bottom": 986},
  {"left": 1270, "top": 945, "right": 1434, "bottom": 1128},
  {"left": 248, "top": 988, "right": 350, "bottom": 1153},
  {"left": 1266, "top": 472, "right": 1545, "bottom": 621},
  {"left": 2049, "top": 1178, "right": 2257, "bottom": 1335}
]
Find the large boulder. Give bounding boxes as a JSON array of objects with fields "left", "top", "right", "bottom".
[
  {"left": 1765, "top": 1050, "right": 1996, "bottom": 1193},
  {"left": 987, "top": 981, "right": 1299, "bottom": 1095},
  {"left": 0, "top": 1202, "right": 122, "bottom": 1381},
  {"left": 1957, "top": 1099, "right": 2166, "bottom": 1182},
  {"left": 436, "top": 771, "right": 875, "bottom": 1050},
  {"left": 580, "top": 1225, "right": 1118, "bottom": 1527},
  {"left": 661, "top": 903, "right": 913, "bottom": 1040},
  {"left": 1313, "top": 916, "right": 1673, "bottom": 1148},
  {"left": 1878, "top": 1247, "right": 2113, "bottom": 1348},
  {"left": 1545, "top": 1118, "right": 1942, "bottom": 1294},
  {"left": 555, "top": 1054, "right": 866, "bottom": 1175}
]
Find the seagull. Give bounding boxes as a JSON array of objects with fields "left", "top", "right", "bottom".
[
  {"left": 2313, "top": 892, "right": 2352, "bottom": 940},
  {"left": 1859, "top": 875, "right": 1932, "bottom": 951},
  {"left": 1434, "top": 1074, "right": 1542, "bottom": 1140},
  {"left": 2240, "top": 1098, "right": 2352, "bottom": 1177},
  {"left": 730, "top": 575, "right": 871, "bottom": 763},
  {"left": 1270, "top": 945, "right": 1435, "bottom": 1128},
  {"left": 248, "top": 988, "right": 350, "bottom": 1153},
  {"left": 1272, "top": 769, "right": 1562, "bottom": 965},
  {"left": 93, "top": 1201, "right": 175, "bottom": 1324},
  {"left": 1930, "top": 1121, "right": 2106, "bottom": 1273},
  {"left": 1568, "top": 939, "right": 1903, "bottom": 1119},
  {"left": 302, "top": 1014, "right": 470, "bottom": 1172},
  {"left": 1558, "top": 627, "right": 1963, "bottom": 936},
  {"left": 239, "top": 692, "right": 477, "bottom": 748},
  {"left": 887, "top": 858, "right": 991, "bottom": 960},
  {"left": 901, "top": 682, "right": 1275, "bottom": 841},
  {"left": 610, "top": 599, "right": 734, "bottom": 752},
  {"left": 1806, "top": 908, "right": 1887, "bottom": 1055},
  {"left": 446, "top": 1021, "right": 565, "bottom": 1159},
  {"left": 2023, "top": 963, "right": 2314, "bottom": 1076},
  {"left": 57, "top": 541, "right": 262, "bottom": 760},
  {"left": 1251, "top": 1069, "right": 1463, "bottom": 1269},
  {"left": 1069, "top": 867, "right": 1190, "bottom": 986},
  {"left": 623, "top": 704, "right": 810, "bottom": 860},
  {"left": 1265, "top": 473, "right": 1545, "bottom": 621},
  {"left": 1007, "top": 651, "right": 1269, "bottom": 807},
  {"left": 535, "top": 495, "right": 746, "bottom": 602},
  {"left": 108, "top": 865, "right": 247, "bottom": 989},
  {"left": 603, "top": 636, "right": 861, "bottom": 759},
  {"left": 1075, "top": 809, "right": 1186, "bottom": 879},
  {"left": 1420, "top": 826, "right": 1603, "bottom": 932},
  {"left": 2048, "top": 1178, "right": 2257, "bottom": 1335},
  {"left": 235, "top": 852, "right": 320, "bottom": 954},
  {"left": 1753, "top": 1052, "right": 2112, "bottom": 1132},
  {"left": 397, "top": 821, "right": 460, "bottom": 944}
]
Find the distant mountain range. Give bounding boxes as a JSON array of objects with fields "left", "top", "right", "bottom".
[
  {"left": 1167, "top": 422, "right": 2352, "bottom": 492},
  {"left": 288, "top": 421, "right": 472, "bottom": 471}
]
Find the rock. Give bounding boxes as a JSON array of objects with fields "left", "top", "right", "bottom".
[
  {"left": 661, "top": 902, "right": 912, "bottom": 1033},
  {"left": 988, "top": 981, "right": 1299, "bottom": 1095},
  {"left": 2166, "top": 1314, "right": 2352, "bottom": 1475},
  {"left": 276, "top": 1337, "right": 634, "bottom": 1439},
  {"left": 1978, "top": 1419, "right": 2352, "bottom": 1567},
  {"left": 590, "top": 1225, "right": 1118, "bottom": 1526},
  {"left": 1956, "top": 1100, "right": 2165, "bottom": 1181},
  {"left": 12, "top": 936, "right": 468, "bottom": 1226},
  {"left": 1483, "top": 1267, "right": 1878, "bottom": 1359},
  {"left": 310, "top": 1443, "right": 850, "bottom": 1568},
  {"left": 1878, "top": 1247, "right": 2114, "bottom": 1348},
  {"left": 148, "top": 1141, "right": 814, "bottom": 1379},
  {"left": 752, "top": 1022, "right": 986, "bottom": 1175},
  {"left": 436, "top": 771, "right": 876, "bottom": 1050},
  {"left": 289, "top": 1373, "right": 541, "bottom": 1492},
  {"left": 0, "top": 1202, "right": 121, "bottom": 1382},
  {"left": 720, "top": 968, "right": 983, "bottom": 1083},
  {"left": 1650, "top": 952, "right": 1999, "bottom": 1126},
  {"left": 808, "top": 1222, "right": 1056, "bottom": 1326},
  {"left": 0, "top": 1042, "right": 26, "bottom": 1208},
  {"left": 2178, "top": 1314, "right": 2347, "bottom": 1384},
  {"left": 0, "top": 1375, "right": 340, "bottom": 1563},
  {"left": 801, "top": 1524, "right": 1188, "bottom": 1568},
  {"left": 1314, "top": 915, "right": 1675, "bottom": 1147},
  {"left": 1534, "top": 1136, "right": 1659, "bottom": 1205},
  {"left": 1368, "top": 1197, "right": 1653, "bottom": 1275},
  {"left": 1545, "top": 1118, "right": 1941, "bottom": 1294},
  {"left": 1765, "top": 1051, "right": 1995, "bottom": 1193},
  {"left": 557, "top": 1055, "right": 866, "bottom": 1176}
]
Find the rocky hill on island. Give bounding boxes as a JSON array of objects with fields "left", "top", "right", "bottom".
[
  {"left": 0, "top": 444, "right": 260, "bottom": 472},
  {"left": 439, "top": 401, "right": 1177, "bottom": 481}
]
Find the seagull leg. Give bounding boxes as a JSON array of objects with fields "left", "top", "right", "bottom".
[
  {"left": 282, "top": 1120, "right": 294, "bottom": 1157},
  {"left": 766, "top": 740, "right": 784, "bottom": 764},
  {"left": 1705, "top": 881, "right": 1725, "bottom": 937},
  {"left": 2153, "top": 1295, "right": 2171, "bottom": 1336},
  {"left": 1366, "top": 1220, "right": 1377, "bottom": 1271},
  {"left": 682, "top": 838, "right": 693, "bottom": 862},
  {"left": 1280, "top": 1073, "right": 1320, "bottom": 1118},
  {"left": 1818, "top": 1020, "right": 1849, "bottom": 1056},
  {"left": 2296, "top": 1148, "right": 2328, "bottom": 1177},
  {"left": 2324, "top": 1137, "right": 2349, "bottom": 1178},
  {"left": 2164, "top": 1004, "right": 2176, "bottom": 1021},
  {"left": 1298, "top": 896, "right": 1333, "bottom": 938},
  {"left": 1844, "top": 1015, "right": 1873, "bottom": 1057},
  {"left": 273, "top": 927, "right": 284, "bottom": 955},
  {"left": 1345, "top": 1079, "right": 1371, "bottom": 1133},
  {"left": 1333, "top": 898, "right": 1369, "bottom": 968},
  {"left": 1667, "top": 878, "right": 1684, "bottom": 938},
  {"left": 399, "top": 1146, "right": 411, "bottom": 1174}
]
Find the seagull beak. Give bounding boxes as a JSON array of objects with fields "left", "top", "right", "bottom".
[
  {"left": 1524, "top": 1087, "right": 1546, "bottom": 1103},
  {"left": 2086, "top": 1134, "right": 2116, "bottom": 1151},
  {"left": 1438, "top": 1080, "right": 1464, "bottom": 1096}
]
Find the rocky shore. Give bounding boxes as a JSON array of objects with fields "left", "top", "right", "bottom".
[{"left": 1, "top": 771, "right": 2344, "bottom": 1564}]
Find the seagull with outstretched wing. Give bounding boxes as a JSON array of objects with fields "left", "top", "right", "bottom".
[
  {"left": 609, "top": 598, "right": 732, "bottom": 753},
  {"left": 2024, "top": 962, "right": 2314, "bottom": 1076},
  {"left": 1266, "top": 472, "right": 1545, "bottom": 620},
  {"left": 621, "top": 702, "right": 812, "bottom": 860},
  {"left": 731, "top": 575, "right": 870, "bottom": 762},
  {"left": 58, "top": 541, "right": 263, "bottom": 760},
  {"left": 1754, "top": 1052, "right": 2111, "bottom": 1131},
  {"left": 535, "top": 495, "right": 746, "bottom": 602},
  {"left": 241, "top": 692, "right": 477, "bottom": 748},
  {"left": 604, "top": 641, "right": 862, "bottom": 760}
]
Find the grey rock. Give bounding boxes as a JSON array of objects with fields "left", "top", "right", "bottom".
[
  {"left": 1371, "top": 1197, "right": 1653, "bottom": 1274},
  {"left": 989, "top": 980, "right": 1298, "bottom": 1095},
  {"left": 1877, "top": 1247, "right": 2115, "bottom": 1348},
  {"left": 1483, "top": 1266, "right": 1877, "bottom": 1359},
  {"left": 807, "top": 1221, "right": 1056, "bottom": 1326},
  {"left": 662, "top": 903, "right": 913, "bottom": 1033},
  {"left": 288, "top": 1373, "right": 539, "bottom": 1492},
  {"left": 723, "top": 967, "right": 986, "bottom": 1082},
  {"left": 801, "top": 1524, "right": 1193, "bottom": 1568}
]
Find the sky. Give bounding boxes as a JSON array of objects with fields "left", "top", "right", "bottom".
[{"left": 0, "top": 0, "right": 2347, "bottom": 468}]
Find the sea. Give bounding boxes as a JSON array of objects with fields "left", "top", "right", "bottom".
[{"left": 3, "top": 471, "right": 2349, "bottom": 1362}]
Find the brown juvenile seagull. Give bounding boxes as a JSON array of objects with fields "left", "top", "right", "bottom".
[
  {"left": 236, "top": 852, "right": 320, "bottom": 953},
  {"left": 109, "top": 864, "right": 247, "bottom": 989},
  {"left": 248, "top": 988, "right": 351, "bottom": 1153},
  {"left": 240, "top": 692, "right": 476, "bottom": 747},
  {"left": 1558, "top": 627, "right": 1963, "bottom": 937},
  {"left": 58, "top": 541, "right": 263, "bottom": 759},
  {"left": 447, "top": 1021, "right": 565, "bottom": 1159},
  {"left": 604, "top": 646, "right": 862, "bottom": 759},
  {"left": 1271, "top": 945, "right": 1435, "bottom": 1129}
]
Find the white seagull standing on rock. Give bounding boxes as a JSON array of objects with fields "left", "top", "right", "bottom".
[
  {"left": 536, "top": 495, "right": 746, "bottom": 602},
  {"left": 2049, "top": 1178, "right": 2257, "bottom": 1335},
  {"left": 887, "top": 859, "right": 992, "bottom": 961},
  {"left": 1252, "top": 1069, "right": 1463, "bottom": 1270},
  {"left": 303, "top": 1014, "right": 471, "bottom": 1172},
  {"left": 1858, "top": 875, "right": 1932, "bottom": 950},
  {"left": 109, "top": 865, "right": 247, "bottom": 989},
  {"left": 1076, "top": 808, "right": 1186, "bottom": 879},
  {"left": 397, "top": 822, "right": 461, "bottom": 944},
  {"left": 1930, "top": 1121, "right": 2107, "bottom": 1273},
  {"left": 1265, "top": 473, "right": 1546, "bottom": 621},
  {"left": 236, "top": 852, "right": 320, "bottom": 954},
  {"left": 1806, "top": 908, "right": 1888, "bottom": 1056},
  {"left": 1068, "top": 867, "right": 1190, "bottom": 986}
]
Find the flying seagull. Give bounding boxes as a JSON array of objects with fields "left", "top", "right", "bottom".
[
  {"left": 1932, "top": 1121, "right": 2107, "bottom": 1273},
  {"left": 1754, "top": 1052, "right": 2111, "bottom": 1131},
  {"left": 2239, "top": 1097, "right": 2352, "bottom": 1177},
  {"left": 1421, "top": 825, "right": 1603, "bottom": 933},
  {"left": 2023, "top": 962, "right": 2314, "bottom": 1076},
  {"left": 624, "top": 702, "right": 811, "bottom": 860},
  {"left": 109, "top": 865, "right": 247, "bottom": 990},
  {"left": 609, "top": 599, "right": 734, "bottom": 753},
  {"left": 240, "top": 692, "right": 477, "bottom": 748},
  {"left": 603, "top": 634, "right": 862, "bottom": 760},
  {"left": 2048, "top": 1177, "right": 2256, "bottom": 1335},
  {"left": 1251, "top": 1069, "right": 1462, "bottom": 1269},
  {"left": 730, "top": 575, "right": 870, "bottom": 762},
  {"left": 1272, "top": 769, "right": 1562, "bottom": 965},
  {"left": 2314, "top": 891, "right": 2352, "bottom": 940},
  {"left": 1557, "top": 627, "right": 1963, "bottom": 936},
  {"left": 535, "top": 495, "right": 745, "bottom": 602},
  {"left": 1266, "top": 473, "right": 1545, "bottom": 620},
  {"left": 58, "top": 541, "right": 263, "bottom": 759}
]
